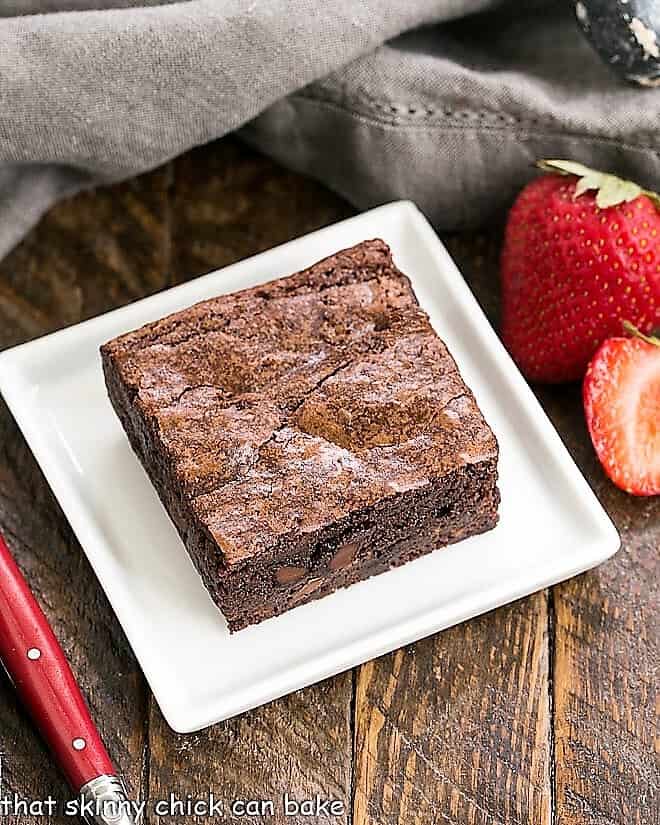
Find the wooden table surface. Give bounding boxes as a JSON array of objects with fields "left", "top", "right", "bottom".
[{"left": 0, "top": 138, "right": 657, "bottom": 825}]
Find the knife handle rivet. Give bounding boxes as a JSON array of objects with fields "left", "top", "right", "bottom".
[
  {"left": 27, "top": 647, "right": 41, "bottom": 660},
  {"left": 72, "top": 737, "right": 86, "bottom": 751}
]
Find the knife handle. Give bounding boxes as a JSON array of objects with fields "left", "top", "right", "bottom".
[{"left": 0, "top": 534, "right": 115, "bottom": 791}]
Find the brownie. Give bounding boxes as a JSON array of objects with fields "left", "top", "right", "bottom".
[{"left": 101, "top": 239, "right": 499, "bottom": 631}]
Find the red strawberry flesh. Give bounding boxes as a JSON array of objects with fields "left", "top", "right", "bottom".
[{"left": 583, "top": 336, "right": 660, "bottom": 496}]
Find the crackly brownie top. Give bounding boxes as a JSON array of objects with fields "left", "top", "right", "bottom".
[{"left": 103, "top": 239, "right": 497, "bottom": 565}]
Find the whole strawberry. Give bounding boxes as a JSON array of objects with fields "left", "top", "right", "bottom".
[
  {"left": 501, "top": 160, "right": 660, "bottom": 383},
  {"left": 584, "top": 323, "right": 660, "bottom": 497}
]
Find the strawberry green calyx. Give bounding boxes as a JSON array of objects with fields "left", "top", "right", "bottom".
[
  {"left": 622, "top": 320, "right": 660, "bottom": 348},
  {"left": 536, "top": 159, "right": 660, "bottom": 210}
]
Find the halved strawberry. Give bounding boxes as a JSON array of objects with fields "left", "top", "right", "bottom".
[{"left": 583, "top": 323, "right": 660, "bottom": 496}]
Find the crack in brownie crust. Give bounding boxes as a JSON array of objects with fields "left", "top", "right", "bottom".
[{"left": 101, "top": 239, "right": 499, "bottom": 631}]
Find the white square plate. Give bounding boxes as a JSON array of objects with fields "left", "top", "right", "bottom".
[{"left": 0, "top": 202, "right": 619, "bottom": 733}]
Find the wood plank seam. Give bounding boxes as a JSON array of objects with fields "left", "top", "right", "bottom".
[
  {"left": 548, "top": 587, "right": 557, "bottom": 825},
  {"left": 350, "top": 667, "right": 358, "bottom": 825},
  {"left": 139, "top": 697, "right": 152, "bottom": 819}
]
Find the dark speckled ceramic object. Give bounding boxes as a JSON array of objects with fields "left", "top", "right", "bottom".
[{"left": 575, "top": 0, "right": 660, "bottom": 86}]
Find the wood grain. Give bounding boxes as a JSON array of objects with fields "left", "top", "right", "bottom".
[
  {"left": 535, "top": 385, "right": 660, "bottom": 825},
  {"left": 353, "top": 597, "right": 552, "bottom": 825},
  {"left": 0, "top": 167, "right": 171, "bottom": 822},
  {"left": 147, "top": 675, "right": 353, "bottom": 825},
  {"left": 145, "top": 138, "right": 355, "bottom": 825}
]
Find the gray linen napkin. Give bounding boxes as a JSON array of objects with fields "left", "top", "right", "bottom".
[{"left": 1, "top": 1, "right": 659, "bottom": 262}]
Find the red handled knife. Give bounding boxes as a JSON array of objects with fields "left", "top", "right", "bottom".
[{"left": 0, "top": 534, "right": 135, "bottom": 824}]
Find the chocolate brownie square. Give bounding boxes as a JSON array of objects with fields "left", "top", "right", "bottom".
[{"left": 102, "top": 240, "right": 499, "bottom": 631}]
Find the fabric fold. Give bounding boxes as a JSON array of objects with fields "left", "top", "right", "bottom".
[
  {"left": 242, "top": 8, "right": 660, "bottom": 229},
  {"left": 0, "top": 0, "right": 658, "bottom": 259}
]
